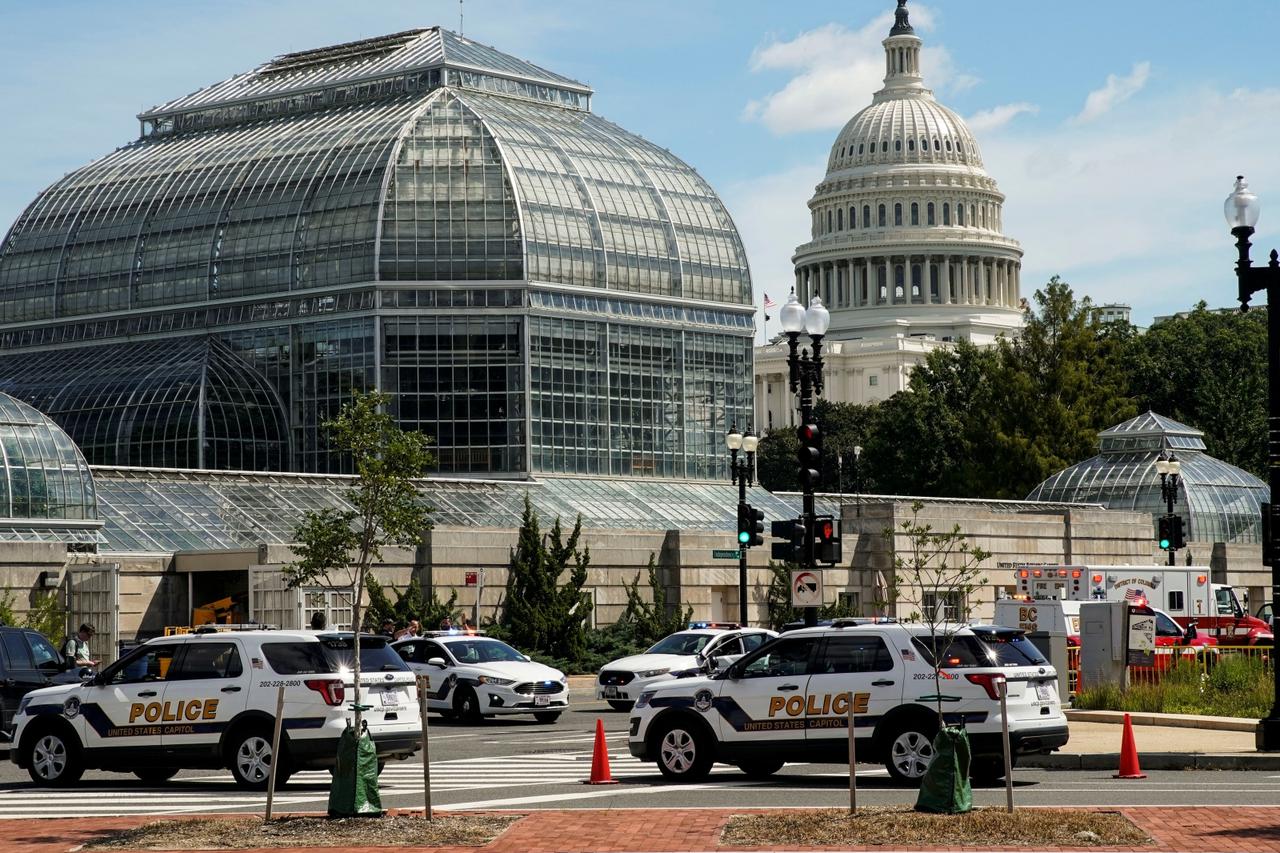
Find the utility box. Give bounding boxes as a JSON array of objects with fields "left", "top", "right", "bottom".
[{"left": 1080, "top": 601, "right": 1128, "bottom": 689}]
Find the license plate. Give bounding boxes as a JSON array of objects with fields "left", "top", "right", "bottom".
[
  {"left": 1035, "top": 684, "right": 1052, "bottom": 702},
  {"left": 535, "top": 694, "right": 550, "bottom": 706},
  {"left": 380, "top": 689, "right": 401, "bottom": 707},
  {"left": 602, "top": 686, "right": 619, "bottom": 698}
]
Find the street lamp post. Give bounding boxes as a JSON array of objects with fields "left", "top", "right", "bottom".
[
  {"left": 1224, "top": 175, "right": 1280, "bottom": 750},
  {"left": 726, "top": 426, "right": 758, "bottom": 626},
  {"left": 779, "top": 291, "right": 831, "bottom": 627},
  {"left": 852, "top": 444, "right": 863, "bottom": 518},
  {"left": 1156, "top": 451, "right": 1182, "bottom": 567}
]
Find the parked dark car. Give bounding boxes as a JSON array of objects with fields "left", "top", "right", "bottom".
[{"left": 0, "top": 626, "right": 87, "bottom": 740}]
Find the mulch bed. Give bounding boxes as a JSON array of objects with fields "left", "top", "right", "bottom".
[{"left": 82, "top": 815, "right": 518, "bottom": 849}]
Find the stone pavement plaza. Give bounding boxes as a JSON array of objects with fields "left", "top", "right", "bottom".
[{"left": 5, "top": 807, "right": 1280, "bottom": 853}]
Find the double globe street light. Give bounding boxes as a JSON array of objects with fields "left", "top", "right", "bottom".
[
  {"left": 1224, "top": 176, "right": 1280, "bottom": 750},
  {"left": 725, "top": 426, "right": 759, "bottom": 626}
]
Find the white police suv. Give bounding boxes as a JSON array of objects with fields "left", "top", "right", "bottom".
[
  {"left": 12, "top": 630, "right": 421, "bottom": 789},
  {"left": 597, "top": 624, "right": 777, "bottom": 711},
  {"left": 393, "top": 633, "right": 568, "bottom": 723},
  {"left": 628, "top": 621, "right": 1068, "bottom": 785}
]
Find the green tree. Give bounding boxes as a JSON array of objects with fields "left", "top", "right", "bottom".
[
  {"left": 619, "top": 553, "right": 692, "bottom": 646},
  {"left": 364, "top": 574, "right": 457, "bottom": 632},
  {"left": 285, "top": 389, "right": 435, "bottom": 736},
  {"left": 1124, "top": 303, "right": 1267, "bottom": 477},
  {"left": 499, "top": 496, "right": 593, "bottom": 661},
  {"left": 756, "top": 400, "right": 879, "bottom": 494},
  {"left": 755, "top": 427, "right": 798, "bottom": 492}
]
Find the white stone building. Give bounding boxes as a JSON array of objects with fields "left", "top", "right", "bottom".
[{"left": 756, "top": 0, "right": 1024, "bottom": 429}]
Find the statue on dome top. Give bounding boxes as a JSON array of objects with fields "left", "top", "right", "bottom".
[{"left": 890, "top": 0, "right": 915, "bottom": 36}]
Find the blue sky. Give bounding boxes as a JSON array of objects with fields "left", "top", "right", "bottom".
[{"left": 3, "top": 0, "right": 1279, "bottom": 330}]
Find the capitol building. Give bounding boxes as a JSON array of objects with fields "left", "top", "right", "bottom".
[{"left": 755, "top": 1, "right": 1024, "bottom": 431}]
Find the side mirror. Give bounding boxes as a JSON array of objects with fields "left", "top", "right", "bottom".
[
  {"left": 83, "top": 670, "right": 100, "bottom": 685},
  {"left": 521, "top": 654, "right": 531, "bottom": 662},
  {"left": 427, "top": 657, "right": 448, "bottom": 669}
]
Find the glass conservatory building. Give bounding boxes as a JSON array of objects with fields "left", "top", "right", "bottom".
[
  {"left": 0, "top": 28, "right": 754, "bottom": 478},
  {"left": 1026, "top": 412, "right": 1268, "bottom": 545}
]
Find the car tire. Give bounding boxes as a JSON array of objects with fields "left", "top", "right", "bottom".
[
  {"left": 881, "top": 719, "right": 938, "bottom": 785},
  {"left": 607, "top": 700, "right": 634, "bottom": 712},
  {"left": 654, "top": 718, "right": 714, "bottom": 782},
  {"left": 228, "top": 728, "right": 285, "bottom": 790},
  {"left": 133, "top": 767, "right": 180, "bottom": 784},
  {"left": 969, "top": 755, "right": 1011, "bottom": 784},
  {"left": 24, "top": 728, "right": 84, "bottom": 787},
  {"left": 736, "top": 760, "right": 784, "bottom": 780},
  {"left": 533, "top": 711, "right": 562, "bottom": 724},
  {"left": 453, "top": 686, "right": 483, "bottom": 723}
]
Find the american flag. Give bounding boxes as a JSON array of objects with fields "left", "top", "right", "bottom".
[
  {"left": 1123, "top": 588, "right": 1145, "bottom": 602},
  {"left": 763, "top": 293, "right": 777, "bottom": 310}
]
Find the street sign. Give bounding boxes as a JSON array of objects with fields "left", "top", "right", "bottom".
[
  {"left": 791, "top": 569, "right": 823, "bottom": 607},
  {"left": 712, "top": 549, "right": 742, "bottom": 560},
  {"left": 464, "top": 571, "right": 478, "bottom": 587},
  {"left": 1126, "top": 605, "right": 1155, "bottom": 667}
]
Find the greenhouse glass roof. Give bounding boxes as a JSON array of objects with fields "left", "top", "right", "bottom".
[{"left": 1026, "top": 411, "right": 1267, "bottom": 544}]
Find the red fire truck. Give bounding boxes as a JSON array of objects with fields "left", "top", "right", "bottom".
[{"left": 1013, "top": 565, "right": 1272, "bottom": 646}]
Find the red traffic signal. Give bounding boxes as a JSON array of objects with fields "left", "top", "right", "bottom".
[{"left": 796, "top": 423, "right": 821, "bottom": 487}]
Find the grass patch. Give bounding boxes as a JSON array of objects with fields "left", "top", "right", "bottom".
[
  {"left": 83, "top": 815, "right": 517, "bottom": 850},
  {"left": 1075, "top": 656, "right": 1272, "bottom": 718},
  {"left": 722, "top": 807, "right": 1151, "bottom": 848}
]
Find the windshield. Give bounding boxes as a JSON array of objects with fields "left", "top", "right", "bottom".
[
  {"left": 316, "top": 637, "right": 408, "bottom": 672},
  {"left": 1154, "top": 611, "right": 1183, "bottom": 637},
  {"left": 647, "top": 633, "right": 713, "bottom": 656},
  {"left": 913, "top": 633, "right": 1047, "bottom": 668},
  {"left": 445, "top": 640, "right": 526, "bottom": 664}
]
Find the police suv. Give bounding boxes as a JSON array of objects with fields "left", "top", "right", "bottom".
[
  {"left": 393, "top": 633, "right": 568, "bottom": 723},
  {"left": 12, "top": 630, "right": 421, "bottom": 788},
  {"left": 628, "top": 621, "right": 1068, "bottom": 785}
]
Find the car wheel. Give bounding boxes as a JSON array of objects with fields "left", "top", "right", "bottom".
[
  {"left": 882, "top": 720, "right": 937, "bottom": 785},
  {"left": 969, "top": 756, "right": 1007, "bottom": 784},
  {"left": 607, "top": 700, "right": 634, "bottom": 712},
  {"left": 654, "top": 719, "right": 713, "bottom": 782},
  {"left": 133, "top": 767, "right": 180, "bottom": 784},
  {"left": 533, "top": 711, "right": 562, "bottom": 724},
  {"left": 229, "top": 729, "right": 285, "bottom": 790},
  {"left": 453, "top": 686, "right": 483, "bottom": 723},
  {"left": 25, "top": 728, "right": 84, "bottom": 787},
  {"left": 737, "top": 760, "right": 784, "bottom": 779}
]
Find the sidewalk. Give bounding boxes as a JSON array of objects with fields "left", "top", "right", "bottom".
[
  {"left": 5, "top": 807, "right": 1280, "bottom": 853},
  {"left": 1020, "top": 713, "right": 1280, "bottom": 771}
]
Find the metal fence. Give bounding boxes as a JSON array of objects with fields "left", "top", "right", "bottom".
[{"left": 1070, "top": 644, "right": 1272, "bottom": 696}]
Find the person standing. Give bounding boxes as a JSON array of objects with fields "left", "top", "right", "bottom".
[
  {"left": 309, "top": 611, "right": 327, "bottom": 631},
  {"left": 63, "top": 623, "right": 99, "bottom": 668}
]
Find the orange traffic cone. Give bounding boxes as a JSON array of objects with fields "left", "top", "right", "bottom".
[
  {"left": 1113, "top": 712, "right": 1147, "bottom": 779},
  {"left": 585, "top": 718, "right": 618, "bottom": 785}
]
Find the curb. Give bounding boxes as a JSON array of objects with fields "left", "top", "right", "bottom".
[
  {"left": 1066, "top": 708, "right": 1256, "bottom": 732},
  {"left": 1021, "top": 751, "right": 1280, "bottom": 771}
]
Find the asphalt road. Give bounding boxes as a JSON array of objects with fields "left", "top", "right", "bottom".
[{"left": 4, "top": 693, "right": 1279, "bottom": 819}]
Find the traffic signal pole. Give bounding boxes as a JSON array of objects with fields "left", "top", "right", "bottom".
[
  {"left": 797, "top": 351, "right": 819, "bottom": 628},
  {"left": 737, "top": 472, "right": 749, "bottom": 626}
]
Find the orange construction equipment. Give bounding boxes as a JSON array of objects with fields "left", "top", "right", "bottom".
[
  {"left": 1113, "top": 712, "right": 1147, "bottom": 779},
  {"left": 585, "top": 718, "right": 618, "bottom": 785}
]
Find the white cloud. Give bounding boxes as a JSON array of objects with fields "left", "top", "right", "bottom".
[
  {"left": 742, "top": 4, "right": 973, "bottom": 135},
  {"left": 966, "top": 102, "right": 1038, "bottom": 133},
  {"left": 1072, "top": 61, "right": 1151, "bottom": 124}
]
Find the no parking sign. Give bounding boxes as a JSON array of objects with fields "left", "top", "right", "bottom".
[{"left": 790, "top": 569, "right": 823, "bottom": 607}]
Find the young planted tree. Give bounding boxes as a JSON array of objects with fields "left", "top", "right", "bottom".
[
  {"left": 620, "top": 553, "right": 692, "bottom": 646},
  {"left": 285, "top": 390, "right": 435, "bottom": 736}
]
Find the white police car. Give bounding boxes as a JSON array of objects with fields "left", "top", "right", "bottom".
[
  {"left": 628, "top": 621, "right": 1068, "bottom": 784},
  {"left": 12, "top": 630, "right": 421, "bottom": 789},
  {"left": 393, "top": 633, "right": 568, "bottom": 723},
  {"left": 596, "top": 624, "right": 777, "bottom": 711}
]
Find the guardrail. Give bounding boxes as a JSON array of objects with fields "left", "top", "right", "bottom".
[{"left": 1069, "top": 644, "right": 1272, "bottom": 695}]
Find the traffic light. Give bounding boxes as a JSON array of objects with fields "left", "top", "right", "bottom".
[
  {"left": 1157, "top": 515, "right": 1174, "bottom": 550},
  {"left": 1170, "top": 515, "right": 1185, "bottom": 550},
  {"left": 746, "top": 504, "right": 765, "bottom": 548},
  {"left": 736, "top": 504, "right": 752, "bottom": 546},
  {"left": 797, "top": 423, "right": 821, "bottom": 488},
  {"left": 815, "top": 513, "right": 842, "bottom": 565},
  {"left": 771, "top": 517, "right": 805, "bottom": 562}
]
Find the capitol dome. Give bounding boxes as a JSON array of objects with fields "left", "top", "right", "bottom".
[{"left": 791, "top": 0, "right": 1023, "bottom": 347}]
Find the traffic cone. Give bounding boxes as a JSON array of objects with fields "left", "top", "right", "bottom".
[
  {"left": 585, "top": 718, "right": 618, "bottom": 785},
  {"left": 1113, "top": 712, "right": 1147, "bottom": 779}
]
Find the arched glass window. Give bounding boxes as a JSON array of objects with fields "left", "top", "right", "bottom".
[
  {"left": 930, "top": 265, "right": 940, "bottom": 300},
  {"left": 837, "top": 208, "right": 843, "bottom": 230},
  {"left": 927, "top": 202, "right": 935, "bottom": 225},
  {"left": 895, "top": 139, "right": 902, "bottom": 151},
  {"left": 908, "top": 139, "right": 915, "bottom": 151},
  {"left": 894, "top": 265, "right": 905, "bottom": 299},
  {"left": 859, "top": 144, "right": 864, "bottom": 155},
  {"left": 864, "top": 205, "right": 872, "bottom": 229},
  {"left": 849, "top": 206, "right": 856, "bottom": 228},
  {"left": 911, "top": 264, "right": 921, "bottom": 298},
  {"left": 881, "top": 141, "right": 888, "bottom": 153},
  {"left": 957, "top": 204, "right": 966, "bottom": 226},
  {"left": 920, "top": 137, "right": 928, "bottom": 152},
  {"left": 878, "top": 204, "right": 886, "bottom": 227},
  {"left": 943, "top": 203, "right": 951, "bottom": 225},
  {"left": 827, "top": 209, "right": 833, "bottom": 232},
  {"left": 945, "top": 139, "right": 952, "bottom": 151},
  {"left": 878, "top": 268, "right": 887, "bottom": 301},
  {"left": 910, "top": 203, "right": 919, "bottom": 226},
  {"left": 980, "top": 206, "right": 986, "bottom": 228},
  {"left": 894, "top": 203, "right": 903, "bottom": 227},
  {"left": 971, "top": 204, "right": 978, "bottom": 227}
]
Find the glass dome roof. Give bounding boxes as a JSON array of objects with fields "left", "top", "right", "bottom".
[
  {"left": 0, "top": 392, "right": 97, "bottom": 521},
  {"left": 1026, "top": 412, "right": 1267, "bottom": 545}
]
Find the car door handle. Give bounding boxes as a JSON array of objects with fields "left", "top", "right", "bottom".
[
  {"left": 221, "top": 686, "right": 242, "bottom": 693},
  {"left": 777, "top": 684, "right": 800, "bottom": 691},
  {"left": 137, "top": 690, "right": 158, "bottom": 697},
  {"left": 872, "top": 679, "right": 895, "bottom": 687}
]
